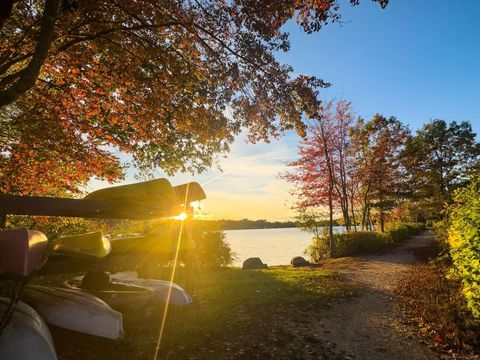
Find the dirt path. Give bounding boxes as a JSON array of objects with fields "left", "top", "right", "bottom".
[{"left": 315, "top": 231, "right": 437, "bottom": 360}]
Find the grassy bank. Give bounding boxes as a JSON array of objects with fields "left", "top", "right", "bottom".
[{"left": 52, "top": 266, "right": 356, "bottom": 360}]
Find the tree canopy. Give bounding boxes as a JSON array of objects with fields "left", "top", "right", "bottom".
[
  {"left": 402, "top": 120, "right": 480, "bottom": 217},
  {"left": 284, "top": 107, "right": 480, "bottom": 238},
  {"left": 0, "top": 0, "right": 388, "bottom": 195}
]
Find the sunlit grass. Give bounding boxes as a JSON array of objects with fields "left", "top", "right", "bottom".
[
  {"left": 48, "top": 266, "right": 356, "bottom": 359},
  {"left": 126, "top": 266, "right": 356, "bottom": 359}
]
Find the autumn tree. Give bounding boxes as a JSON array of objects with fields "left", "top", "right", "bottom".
[
  {"left": 0, "top": 0, "right": 388, "bottom": 196},
  {"left": 283, "top": 100, "right": 357, "bottom": 256},
  {"left": 332, "top": 100, "right": 358, "bottom": 231},
  {"left": 401, "top": 120, "right": 480, "bottom": 218},
  {"left": 351, "top": 114, "right": 410, "bottom": 232}
]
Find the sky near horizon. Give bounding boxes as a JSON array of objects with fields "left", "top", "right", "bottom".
[{"left": 88, "top": 0, "right": 480, "bottom": 221}]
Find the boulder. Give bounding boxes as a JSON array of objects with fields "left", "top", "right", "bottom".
[
  {"left": 242, "top": 257, "right": 268, "bottom": 270},
  {"left": 290, "top": 256, "right": 309, "bottom": 267}
]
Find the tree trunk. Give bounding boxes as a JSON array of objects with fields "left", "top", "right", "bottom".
[
  {"left": 361, "top": 181, "right": 371, "bottom": 231},
  {"left": 367, "top": 207, "right": 373, "bottom": 231},
  {"left": 328, "top": 187, "right": 335, "bottom": 258},
  {"left": 318, "top": 121, "right": 336, "bottom": 257},
  {"left": 350, "top": 195, "right": 357, "bottom": 232},
  {"left": 380, "top": 209, "right": 385, "bottom": 232}
]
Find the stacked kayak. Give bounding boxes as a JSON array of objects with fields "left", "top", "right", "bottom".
[
  {"left": 53, "top": 232, "right": 111, "bottom": 260},
  {"left": 0, "top": 228, "right": 48, "bottom": 278},
  {"left": 65, "top": 271, "right": 192, "bottom": 309},
  {"left": 84, "top": 178, "right": 177, "bottom": 206},
  {"left": 22, "top": 285, "right": 123, "bottom": 340},
  {"left": 84, "top": 179, "right": 206, "bottom": 214},
  {"left": 0, "top": 298, "right": 57, "bottom": 360},
  {"left": 113, "top": 272, "right": 192, "bottom": 305},
  {"left": 0, "top": 178, "right": 205, "bottom": 357},
  {"left": 0, "top": 180, "right": 206, "bottom": 220},
  {"left": 64, "top": 272, "right": 154, "bottom": 312},
  {"left": 0, "top": 229, "right": 57, "bottom": 359},
  {"left": 39, "top": 231, "right": 112, "bottom": 276}
]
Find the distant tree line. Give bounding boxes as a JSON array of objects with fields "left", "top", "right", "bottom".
[{"left": 194, "top": 219, "right": 303, "bottom": 230}]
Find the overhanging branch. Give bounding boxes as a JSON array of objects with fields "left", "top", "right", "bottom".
[{"left": 0, "top": 0, "right": 60, "bottom": 109}]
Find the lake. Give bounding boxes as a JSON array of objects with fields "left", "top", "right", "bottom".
[{"left": 224, "top": 227, "right": 346, "bottom": 267}]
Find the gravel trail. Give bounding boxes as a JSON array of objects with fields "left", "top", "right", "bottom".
[{"left": 316, "top": 231, "right": 437, "bottom": 360}]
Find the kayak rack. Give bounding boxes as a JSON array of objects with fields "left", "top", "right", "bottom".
[
  {"left": 0, "top": 194, "right": 182, "bottom": 220},
  {"left": 0, "top": 181, "right": 206, "bottom": 224}
]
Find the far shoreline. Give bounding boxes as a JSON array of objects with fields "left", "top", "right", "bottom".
[{"left": 195, "top": 218, "right": 342, "bottom": 231}]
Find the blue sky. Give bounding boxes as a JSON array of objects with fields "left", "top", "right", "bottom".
[{"left": 89, "top": 0, "right": 480, "bottom": 220}]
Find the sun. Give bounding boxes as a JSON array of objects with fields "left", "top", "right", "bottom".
[{"left": 173, "top": 212, "right": 188, "bottom": 221}]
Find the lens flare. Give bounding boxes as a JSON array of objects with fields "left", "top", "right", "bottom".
[
  {"left": 173, "top": 212, "right": 188, "bottom": 221},
  {"left": 154, "top": 183, "right": 190, "bottom": 360}
]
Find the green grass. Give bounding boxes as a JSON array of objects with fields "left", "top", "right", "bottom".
[{"left": 51, "top": 266, "right": 355, "bottom": 359}]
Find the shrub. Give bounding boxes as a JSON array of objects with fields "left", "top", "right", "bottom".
[
  {"left": 136, "top": 223, "right": 235, "bottom": 272},
  {"left": 388, "top": 225, "right": 410, "bottom": 243},
  {"left": 306, "top": 231, "right": 390, "bottom": 260},
  {"left": 306, "top": 235, "right": 330, "bottom": 261},
  {"left": 448, "top": 175, "right": 480, "bottom": 318},
  {"left": 194, "top": 230, "right": 235, "bottom": 267},
  {"left": 432, "top": 220, "right": 450, "bottom": 254},
  {"left": 306, "top": 222, "right": 425, "bottom": 261},
  {"left": 387, "top": 222, "right": 425, "bottom": 243}
]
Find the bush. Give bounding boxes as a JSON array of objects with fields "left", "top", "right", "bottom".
[
  {"left": 306, "top": 235, "right": 330, "bottom": 261},
  {"left": 307, "top": 222, "right": 425, "bottom": 261},
  {"left": 388, "top": 225, "right": 410, "bottom": 243},
  {"left": 432, "top": 220, "right": 450, "bottom": 254},
  {"left": 194, "top": 230, "right": 235, "bottom": 267},
  {"left": 306, "top": 231, "right": 391, "bottom": 260},
  {"left": 448, "top": 175, "right": 480, "bottom": 318},
  {"left": 134, "top": 223, "right": 235, "bottom": 273},
  {"left": 387, "top": 222, "right": 425, "bottom": 243}
]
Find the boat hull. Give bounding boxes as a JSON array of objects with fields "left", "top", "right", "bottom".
[
  {"left": 0, "top": 298, "right": 57, "bottom": 360},
  {"left": 53, "top": 232, "right": 111, "bottom": 260},
  {"left": 0, "top": 228, "right": 48, "bottom": 278},
  {"left": 113, "top": 272, "right": 192, "bottom": 305},
  {"left": 21, "top": 285, "right": 123, "bottom": 340},
  {"left": 64, "top": 278, "right": 154, "bottom": 312}
]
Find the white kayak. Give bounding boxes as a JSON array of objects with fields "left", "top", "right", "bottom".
[
  {"left": 21, "top": 285, "right": 123, "bottom": 340},
  {"left": 0, "top": 298, "right": 57, "bottom": 360},
  {"left": 113, "top": 272, "right": 192, "bottom": 305}
]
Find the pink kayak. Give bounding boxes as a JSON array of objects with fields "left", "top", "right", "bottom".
[{"left": 0, "top": 228, "right": 48, "bottom": 278}]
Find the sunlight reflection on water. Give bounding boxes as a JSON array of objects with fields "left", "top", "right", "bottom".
[{"left": 225, "top": 227, "right": 346, "bottom": 267}]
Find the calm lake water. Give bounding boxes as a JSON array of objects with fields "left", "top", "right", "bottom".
[{"left": 224, "top": 227, "right": 346, "bottom": 267}]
